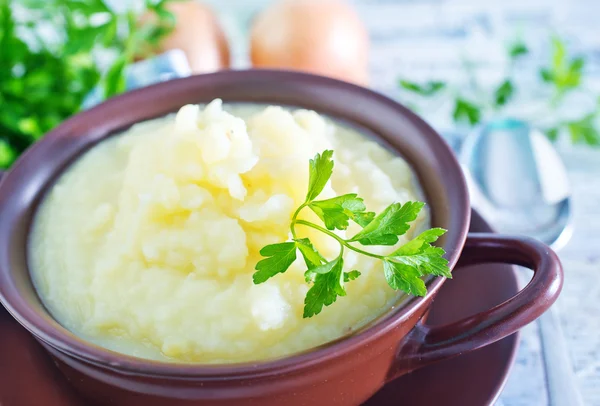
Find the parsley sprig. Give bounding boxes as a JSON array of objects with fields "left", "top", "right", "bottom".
[
  {"left": 252, "top": 150, "right": 451, "bottom": 318},
  {"left": 398, "top": 35, "right": 600, "bottom": 147},
  {"left": 0, "top": 0, "right": 176, "bottom": 168}
]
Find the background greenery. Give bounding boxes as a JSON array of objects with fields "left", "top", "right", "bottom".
[{"left": 0, "top": 0, "right": 175, "bottom": 168}]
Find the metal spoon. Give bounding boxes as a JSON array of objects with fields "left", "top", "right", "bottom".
[{"left": 458, "top": 118, "right": 582, "bottom": 406}]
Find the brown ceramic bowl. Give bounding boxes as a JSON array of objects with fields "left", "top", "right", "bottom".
[{"left": 0, "top": 71, "right": 562, "bottom": 406}]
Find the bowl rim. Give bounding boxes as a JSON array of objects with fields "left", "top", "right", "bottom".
[{"left": 0, "top": 70, "right": 470, "bottom": 379}]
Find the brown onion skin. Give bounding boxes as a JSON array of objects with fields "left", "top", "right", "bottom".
[
  {"left": 250, "top": 0, "right": 369, "bottom": 85},
  {"left": 142, "top": 1, "right": 230, "bottom": 74}
]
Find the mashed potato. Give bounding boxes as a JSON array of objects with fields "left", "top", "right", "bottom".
[{"left": 29, "top": 100, "right": 428, "bottom": 363}]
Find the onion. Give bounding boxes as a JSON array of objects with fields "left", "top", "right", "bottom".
[
  {"left": 151, "top": 1, "right": 230, "bottom": 74},
  {"left": 250, "top": 0, "right": 369, "bottom": 85}
]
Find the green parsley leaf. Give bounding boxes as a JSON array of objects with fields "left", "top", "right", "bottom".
[
  {"left": 570, "top": 57, "right": 585, "bottom": 74},
  {"left": 566, "top": 115, "right": 600, "bottom": 146},
  {"left": 353, "top": 211, "right": 376, "bottom": 227},
  {"left": 561, "top": 56, "right": 585, "bottom": 89},
  {"left": 541, "top": 36, "right": 585, "bottom": 96},
  {"left": 545, "top": 127, "right": 560, "bottom": 141},
  {"left": 57, "top": 0, "right": 111, "bottom": 15},
  {"left": 303, "top": 257, "right": 340, "bottom": 281},
  {"left": 453, "top": 98, "right": 482, "bottom": 126},
  {"left": 102, "top": 18, "right": 119, "bottom": 47},
  {"left": 344, "top": 270, "right": 361, "bottom": 282},
  {"left": 494, "top": 80, "right": 515, "bottom": 107},
  {"left": 306, "top": 150, "right": 334, "bottom": 201},
  {"left": 382, "top": 260, "right": 427, "bottom": 296},
  {"left": 387, "top": 228, "right": 451, "bottom": 278},
  {"left": 551, "top": 36, "right": 567, "bottom": 69},
  {"left": 392, "top": 228, "right": 445, "bottom": 255},
  {"left": 308, "top": 193, "right": 374, "bottom": 231},
  {"left": 303, "top": 257, "right": 346, "bottom": 318},
  {"left": 296, "top": 238, "right": 324, "bottom": 270},
  {"left": 509, "top": 42, "right": 529, "bottom": 59},
  {"left": 253, "top": 242, "right": 297, "bottom": 284},
  {"left": 103, "top": 56, "right": 128, "bottom": 99},
  {"left": 0, "top": 139, "right": 16, "bottom": 168},
  {"left": 349, "top": 201, "right": 425, "bottom": 246},
  {"left": 540, "top": 69, "right": 554, "bottom": 83},
  {"left": 399, "top": 80, "right": 446, "bottom": 96}
]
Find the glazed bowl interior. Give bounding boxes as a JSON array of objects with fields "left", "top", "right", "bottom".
[{"left": 0, "top": 70, "right": 469, "bottom": 375}]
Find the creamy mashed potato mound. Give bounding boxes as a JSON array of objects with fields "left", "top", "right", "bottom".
[{"left": 29, "top": 100, "right": 428, "bottom": 363}]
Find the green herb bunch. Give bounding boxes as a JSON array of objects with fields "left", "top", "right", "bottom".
[
  {"left": 399, "top": 35, "right": 600, "bottom": 146},
  {"left": 0, "top": 0, "right": 176, "bottom": 168},
  {"left": 252, "top": 150, "right": 451, "bottom": 318}
]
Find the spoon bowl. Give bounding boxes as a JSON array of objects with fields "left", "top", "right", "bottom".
[
  {"left": 459, "top": 117, "right": 581, "bottom": 406},
  {"left": 460, "top": 118, "right": 573, "bottom": 249}
]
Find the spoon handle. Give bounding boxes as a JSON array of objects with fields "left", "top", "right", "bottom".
[{"left": 538, "top": 307, "right": 584, "bottom": 406}]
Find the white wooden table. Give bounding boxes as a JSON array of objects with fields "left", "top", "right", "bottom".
[{"left": 204, "top": 1, "right": 600, "bottom": 404}]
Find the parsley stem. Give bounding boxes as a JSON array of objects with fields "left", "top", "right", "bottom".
[
  {"left": 290, "top": 202, "right": 309, "bottom": 239},
  {"left": 295, "top": 219, "right": 386, "bottom": 260}
]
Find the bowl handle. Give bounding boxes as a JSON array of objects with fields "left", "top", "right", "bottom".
[{"left": 387, "top": 233, "right": 563, "bottom": 381}]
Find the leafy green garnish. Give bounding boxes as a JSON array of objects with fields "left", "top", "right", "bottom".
[
  {"left": 541, "top": 36, "right": 585, "bottom": 99},
  {"left": 296, "top": 238, "right": 324, "bottom": 271},
  {"left": 308, "top": 194, "right": 373, "bottom": 231},
  {"left": 543, "top": 115, "right": 600, "bottom": 146},
  {"left": 344, "top": 270, "right": 361, "bottom": 282},
  {"left": 399, "top": 80, "right": 446, "bottom": 96},
  {"left": 252, "top": 151, "right": 450, "bottom": 318},
  {"left": 382, "top": 260, "right": 426, "bottom": 296},
  {"left": 452, "top": 98, "right": 482, "bottom": 126},
  {"left": 253, "top": 242, "right": 297, "bottom": 284},
  {"left": 493, "top": 80, "right": 515, "bottom": 107},
  {"left": 387, "top": 229, "right": 451, "bottom": 278},
  {"left": 539, "top": 38, "right": 600, "bottom": 145},
  {"left": 303, "top": 257, "right": 346, "bottom": 318},
  {"left": 565, "top": 114, "right": 600, "bottom": 146},
  {"left": 381, "top": 229, "right": 449, "bottom": 296},
  {"left": 545, "top": 127, "right": 560, "bottom": 141},
  {"left": 397, "top": 35, "right": 600, "bottom": 147},
  {"left": 306, "top": 149, "right": 334, "bottom": 201},
  {"left": 303, "top": 256, "right": 342, "bottom": 285},
  {"left": 508, "top": 41, "right": 529, "bottom": 59},
  {"left": 349, "top": 201, "right": 424, "bottom": 246},
  {"left": 0, "top": 0, "right": 175, "bottom": 168}
]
